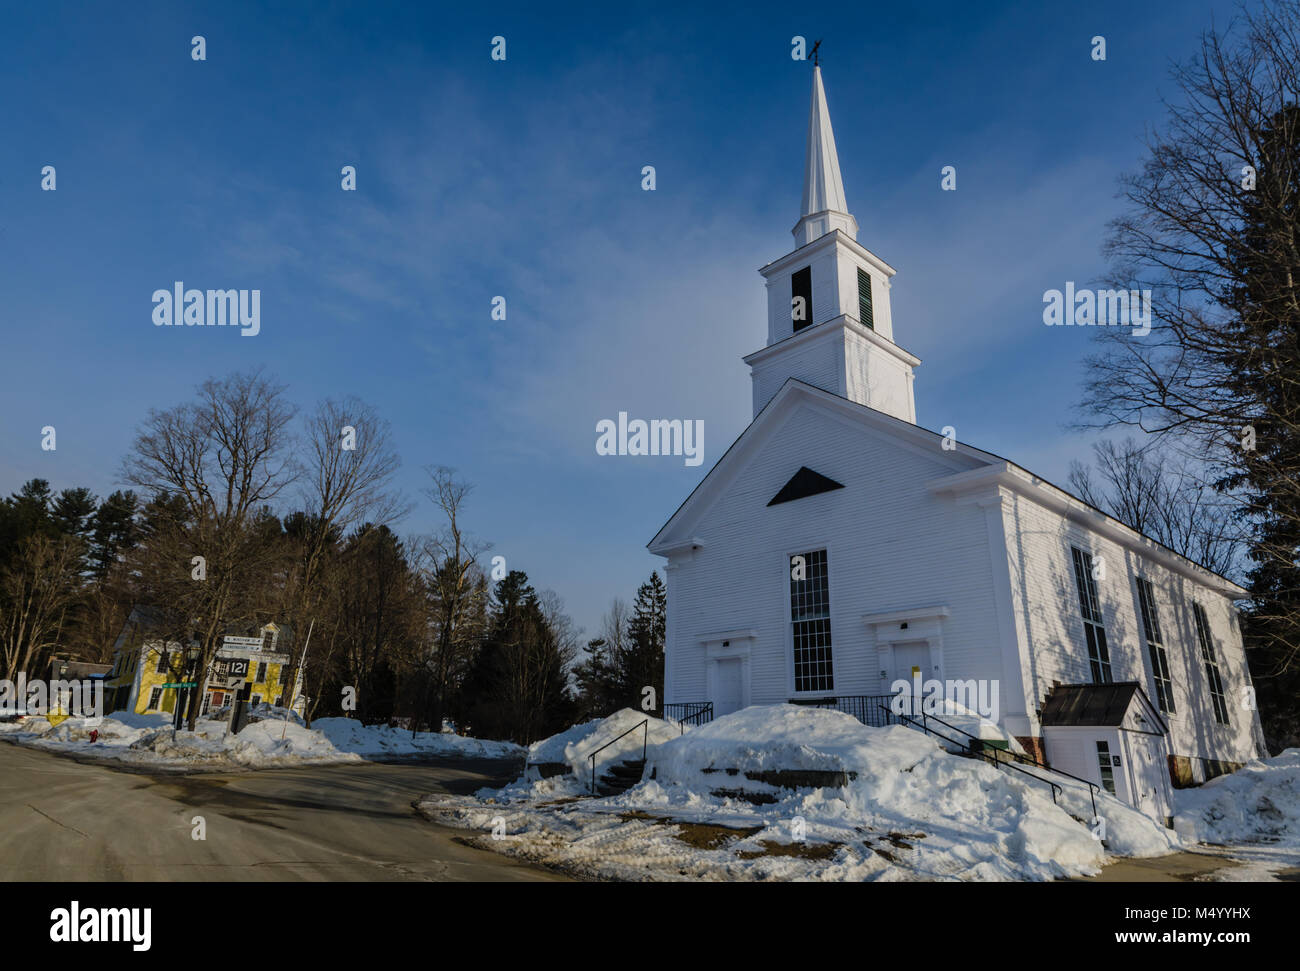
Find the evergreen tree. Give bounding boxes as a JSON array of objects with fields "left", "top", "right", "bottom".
[{"left": 622, "top": 571, "right": 666, "bottom": 711}]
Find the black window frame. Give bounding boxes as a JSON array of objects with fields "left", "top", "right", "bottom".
[
  {"left": 1071, "top": 546, "right": 1112, "bottom": 683},
  {"left": 1136, "top": 577, "right": 1175, "bottom": 714},
  {"left": 1192, "top": 603, "right": 1230, "bottom": 725},
  {"left": 790, "top": 549, "right": 833, "bottom": 694}
]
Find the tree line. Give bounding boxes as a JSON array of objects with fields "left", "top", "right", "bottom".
[{"left": 0, "top": 369, "right": 664, "bottom": 743}]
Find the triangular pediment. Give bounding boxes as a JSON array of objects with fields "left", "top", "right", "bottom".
[
  {"left": 647, "top": 379, "right": 998, "bottom": 555},
  {"left": 767, "top": 466, "right": 844, "bottom": 506}
]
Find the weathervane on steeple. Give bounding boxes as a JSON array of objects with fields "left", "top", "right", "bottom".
[{"left": 810, "top": 39, "right": 822, "bottom": 67}]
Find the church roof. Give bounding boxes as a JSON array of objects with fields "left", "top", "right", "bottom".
[
  {"left": 647, "top": 378, "right": 1247, "bottom": 599},
  {"left": 1040, "top": 682, "right": 1168, "bottom": 734}
]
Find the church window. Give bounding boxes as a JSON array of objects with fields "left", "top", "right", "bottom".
[
  {"left": 1136, "top": 578, "right": 1175, "bottom": 713},
  {"left": 790, "top": 549, "right": 833, "bottom": 692},
  {"left": 1192, "top": 603, "right": 1230, "bottom": 725},
  {"left": 1071, "top": 546, "right": 1112, "bottom": 683},
  {"left": 791, "top": 267, "right": 813, "bottom": 332},
  {"left": 857, "top": 268, "right": 874, "bottom": 330}
]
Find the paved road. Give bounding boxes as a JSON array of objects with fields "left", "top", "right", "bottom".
[{"left": 0, "top": 742, "right": 567, "bottom": 881}]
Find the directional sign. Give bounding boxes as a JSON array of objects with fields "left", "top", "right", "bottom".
[{"left": 161, "top": 682, "right": 198, "bottom": 689}]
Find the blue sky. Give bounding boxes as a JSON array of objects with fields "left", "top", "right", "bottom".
[{"left": 0, "top": 0, "right": 1241, "bottom": 639}]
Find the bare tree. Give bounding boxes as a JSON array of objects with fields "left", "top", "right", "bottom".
[
  {"left": 122, "top": 370, "right": 298, "bottom": 729},
  {"left": 279, "top": 396, "right": 406, "bottom": 716},
  {"left": 0, "top": 535, "right": 85, "bottom": 683},
  {"left": 1068, "top": 439, "right": 1244, "bottom": 577},
  {"left": 415, "top": 467, "right": 490, "bottom": 732},
  {"left": 1075, "top": 2, "right": 1300, "bottom": 745}
]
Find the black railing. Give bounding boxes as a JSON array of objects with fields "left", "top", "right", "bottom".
[
  {"left": 884, "top": 705, "right": 1065, "bottom": 807},
  {"left": 663, "top": 701, "right": 713, "bottom": 729},
  {"left": 789, "top": 694, "right": 900, "bottom": 728},
  {"left": 585, "top": 719, "right": 649, "bottom": 795}
]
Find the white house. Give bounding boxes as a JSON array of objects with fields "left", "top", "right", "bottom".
[{"left": 648, "top": 64, "right": 1267, "bottom": 822}]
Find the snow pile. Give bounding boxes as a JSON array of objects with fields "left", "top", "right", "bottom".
[
  {"left": 313, "top": 717, "right": 523, "bottom": 760},
  {"left": 1173, "top": 750, "right": 1300, "bottom": 847},
  {"left": 423, "top": 704, "right": 1179, "bottom": 881},
  {"left": 523, "top": 708, "right": 682, "bottom": 784},
  {"left": 4, "top": 712, "right": 361, "bottom": 768}
]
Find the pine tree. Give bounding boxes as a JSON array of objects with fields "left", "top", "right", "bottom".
[{"left": 622, "top": 571, "right": 666, "bottom": 712}]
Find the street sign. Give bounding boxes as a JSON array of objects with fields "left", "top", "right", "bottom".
[{"left": 161, "top": 682, "right": 197, "bottom": 689}]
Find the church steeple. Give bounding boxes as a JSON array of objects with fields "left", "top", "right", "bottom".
[
  {"left": 744, "top": 63, "right": 920, "bottom": 425},
  {"left": 793, "top": 65, "right": 858, "bottom": 247}
]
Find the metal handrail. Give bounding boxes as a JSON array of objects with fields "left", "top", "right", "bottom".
[
  {"left": 586, "top": 719, "right": 649, "bottom": 795},
  {"left": 890, "top": 703, "right": 1100, "bottom": 819},
  {"left": 665, "top": 701, "right": 717, "bottom": 733},
  {"left": 883, "top": 706, "right": 1065, "bottom": 808}
]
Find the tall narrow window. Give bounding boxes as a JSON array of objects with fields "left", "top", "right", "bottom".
[
  {"left": 256, "top": 662, "right": 268, "bottom": 683},
  {"left": 857, "top": 268, "right": 874, "bottom": 330},
  {"left": 1095, "top": 740, "right": 1116, "bottom": 794},
  {"left": 1071, "top": 547, "right": 1112, "bottom": 683},
  {"left": 156, "top": 649, "right": 170, "bottom": 674},
  {"left": 1136, "top": 578, "right": 1175, "bottom": 713},
  {"left": 148, "top": 687, "right": 163, "bottom": 711},
  {"left": 791, "top": 267, "right": 813, "bottom": 333},
  {"left": 1192, "top": 603, "right": 1230, "bottom": 725},
  {"left": 790, "top": 549, "right": 833, "bottom": 693}
]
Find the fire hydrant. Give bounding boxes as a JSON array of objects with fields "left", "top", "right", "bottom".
[{"left": 89, "top": 730, "right": 99, "bottom": 744}]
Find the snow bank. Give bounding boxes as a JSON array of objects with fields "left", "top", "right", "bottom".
[
  {"left": 426, "top": 704, "right": 1179, "bottom": 881},
  {"left": 4, "top": 712, "right": 361, "bottom": 768},
  {"left": 313, "top": 717, "right": 523, "bottom": 760},
  {"left": 1173, "top": 750, "right": 1300, "bottom": 847},
  {"left": 525, "top": 708, "right": 681, "bottom": 782}
]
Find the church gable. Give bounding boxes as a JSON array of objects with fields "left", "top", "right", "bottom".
[{"left": 648, "top": 381, "right": 993, "bottom": 553}]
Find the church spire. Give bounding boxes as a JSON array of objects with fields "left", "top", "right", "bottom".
[{"left": 793, "top": 64, "right": 859, "bottom": 247}]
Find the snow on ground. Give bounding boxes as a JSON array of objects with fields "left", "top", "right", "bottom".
[
  {"left": 1, "top": 707, "right": 524, "bottom": 769},
  {"left": 420, "top": 704, "right": 1179, "bottom": 881},
  {"left": 1171, "top": 749, "right": 1300, "bottom": 879},
  {"left": 313, "top": 717, "right": 523, "bottom": 760},
  {"left": 0, "top": 711, "right": 363, "bottom": 769}
]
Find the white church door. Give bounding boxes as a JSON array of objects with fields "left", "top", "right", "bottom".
[
  {"left": 1125, "top": 733, "right": 1173, "bottom": 822},
  {"left": 714, "top": 658, "right": 745, "bottom": 717},
  {"left": 891, "top": 641, "right": 931, "bottom": 691}
]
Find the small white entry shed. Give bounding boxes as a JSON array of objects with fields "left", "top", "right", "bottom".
[{"left": 1041, "top": 683, "right": 1174, "bottom": 825}]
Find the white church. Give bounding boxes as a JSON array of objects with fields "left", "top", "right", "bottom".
[{"left": 648, "top": 64, "right": 1267, "bottom": 823}]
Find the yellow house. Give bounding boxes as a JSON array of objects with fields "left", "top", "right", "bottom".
[{"left": 105, "top": 610, "right": 304, "bottom": 720}]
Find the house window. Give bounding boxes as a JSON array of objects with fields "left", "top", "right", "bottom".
[
  {"left": 1071, "top": 547, "right": 1112, "bottom": 683},
  {"left": 251, "top": 694, "right": 262, "bottom": 707},
  {"left": 857, "top": 268, "right": 874, "bottom": 330},
  {"left": 1095, "top": 740, "right": 1116, "bottom": 794},
  {"left": 262, "top": 628, "right": 276, "bottom": 652},
  {"left": 1192, "top": 603, "right": 1230, "bottom": 725},
  {"left": 155, "top": 650, "right": 170, "bottom": 674},
  {"left": 791, "top": 267, "right": 813, "bottom": 332},
  {"left": 1136, "top": 578, "right": 1175, "bottom": 713},
  {"left": 147, "top": 687, "right": 163, "bottom": 711},
  {"left": 256, "top": 662, "right": 267, "bottom": 683},
  {"left": 790, "top": 549, "right": 833, "bottom": 693},
  {"left": 273, "top": 695, "right": 283, "bottom": 708}
]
